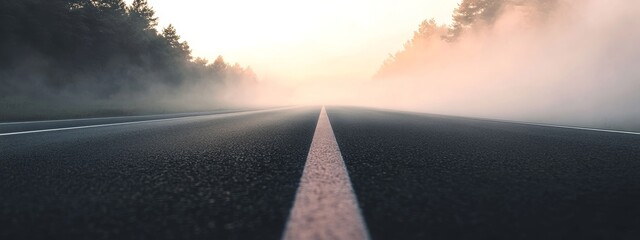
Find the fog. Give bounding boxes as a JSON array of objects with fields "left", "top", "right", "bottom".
[
  {"left": 0, "top": 75, "right": 256, "bottom": 121},
  {"left": 0, "top": 0, "right": 261, "bottom": 121},
  {"left": 3, "top": 0, "right": 640, "bottom": 130},
  {"left": 0, "top": 53, "right": 262, "bottom": 120},
  {"left": 260, "top": 0, "right": 640, "bottom": 131}
]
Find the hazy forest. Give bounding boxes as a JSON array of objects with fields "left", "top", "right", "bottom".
[
  {"left": 0, "top": 0, "right": 257, "bottom": 121},
  {"left": 367, "top": 0, "right": 640, "bottom": 130},
  {"left": 2, "top": 0, "right": 638, "bottom": 130},
  {"left": 376, "top": 0, "right": 558, "bottom": 78}
]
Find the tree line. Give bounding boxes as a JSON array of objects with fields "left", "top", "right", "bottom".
[
  {"left": 375, "top": 0, "right": 558, "bottom": 78},
  {"left": 0, "top": 0, "right": 256, "bottom": 120}
]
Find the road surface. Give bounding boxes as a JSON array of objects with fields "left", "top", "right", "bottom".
[{"left": 1, "top": 106, "right": 640, "bottom": 239}]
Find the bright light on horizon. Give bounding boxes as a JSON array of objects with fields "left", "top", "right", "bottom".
[{"left": 126, "top": 0, "right": 460, "bottom": 84}]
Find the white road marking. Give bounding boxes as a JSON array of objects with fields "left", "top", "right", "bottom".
[
  {"left": 0, "top": 108, "right": 277, "bottom": 125},
  {"left": 443, "top": 114, "right": 640, "bottom": 135},
  {"left": 0, "top": 118, "right": 195, "bottom": 136},
  {"left": 0, "top": 107, "right": 294, "bottom": 136},
  {"left": 283, "top": 106, "right": 370, "bottom": 240},
  {"left": 497, "top": 120, "right": 640, "bottom": 135},
  {"left": 370, "top": 107, "right": 640, "bottom": 136},
  {"left": 0, "top": 113, "right": 191, "bottom": 125}
]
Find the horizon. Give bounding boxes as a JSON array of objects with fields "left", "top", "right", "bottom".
[{"left": 125, "top": 0, "right": 460, "bottom": 84}]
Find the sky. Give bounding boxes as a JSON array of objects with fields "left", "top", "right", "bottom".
[{"left": 125, "top": 0, "right": 460, "bottom": 84}]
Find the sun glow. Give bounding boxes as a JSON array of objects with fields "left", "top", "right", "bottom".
[{"left": 127, "top": 0, "right": 460, "bottom": 84}]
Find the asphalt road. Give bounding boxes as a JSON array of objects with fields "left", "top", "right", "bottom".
[
  {"left": 327, "top": 107, "right": 640, "bottom": 240},
  {"left": 2, "top": 106, "right": 640, "bottom": 239},
  {"left": 0, "top": 109, "right": 255, "bottom": 134},
  {"left": 1, "top": 107, "right": 320, "bottom": 239}
]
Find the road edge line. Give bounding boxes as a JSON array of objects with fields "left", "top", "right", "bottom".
[{"left": 0, "top": 107, "right": 296, "bottom": 136}]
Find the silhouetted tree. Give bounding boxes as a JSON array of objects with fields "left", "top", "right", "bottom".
[
  {"left": 129, "top": 0, "right": 158, "bottom": 31},
  {"left": 162, "top": 24, "right": 191, "bottom": 60}
]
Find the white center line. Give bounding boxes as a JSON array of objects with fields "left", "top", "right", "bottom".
[{"left": 283, "top": 106, "right": 370, "bottom": 240}]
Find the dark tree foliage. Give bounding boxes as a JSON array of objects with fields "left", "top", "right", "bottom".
[
  {"left": 129, "top": 0, "right": 157, "bottom": 31},
  {"left": 0, "top": 0, "right": 256, "bottom": 119}
]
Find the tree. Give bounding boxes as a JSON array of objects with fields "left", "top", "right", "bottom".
[
  {"left": 375, "top": 0, "right": 561, "bottom": 79},
  {"left": 1, "top": 0, "right": 256, "bottom": 120},
  {"left": 446, "top": 0, "right": 505, "bottom": 40},
  {"left": 212, "top": 56, "right": 227, "bottom": 72},
  {"left": 162, "top": 25, "right": 180, "bottom": 48},
  {"left": 162, "top": 24, "right": 191, "bottom": 59},
  {"left": 193, "top": 57, "right": 209, "bottom": 66},
  {"left": 96, "top": 0, "right": 127, "bottom": 16},
  {"left": 129, "top": 0, "right": 158, "bottom": 31},
  {"left": 374, "top": 19, "right": 448, "bottom": 78}
]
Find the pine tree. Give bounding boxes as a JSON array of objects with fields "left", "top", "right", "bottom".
[
  {"left": 447, "top": 0, "right": 505, "bottom": 40},
  {"left": 162, "top": 24, "right": 191, "bottom": 59},
  {"left": 97, "top": 0, "right": 127, "bottom": 16},
  {"left": 129, "top": 0, "right": 158, "bottom": 31}
]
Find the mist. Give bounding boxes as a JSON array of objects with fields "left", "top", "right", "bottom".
[
  {"left": 0, "top": 0, "right": 261, "bottom": 121},
  {"left": 0, "top": 50, "right": 261, "bottom": 121},
  {"left": 3, "top": 0, "right": 640, "bottom": 130},
  {"left": 270, "top": 0, "right": 640, "bottom": 131}
]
